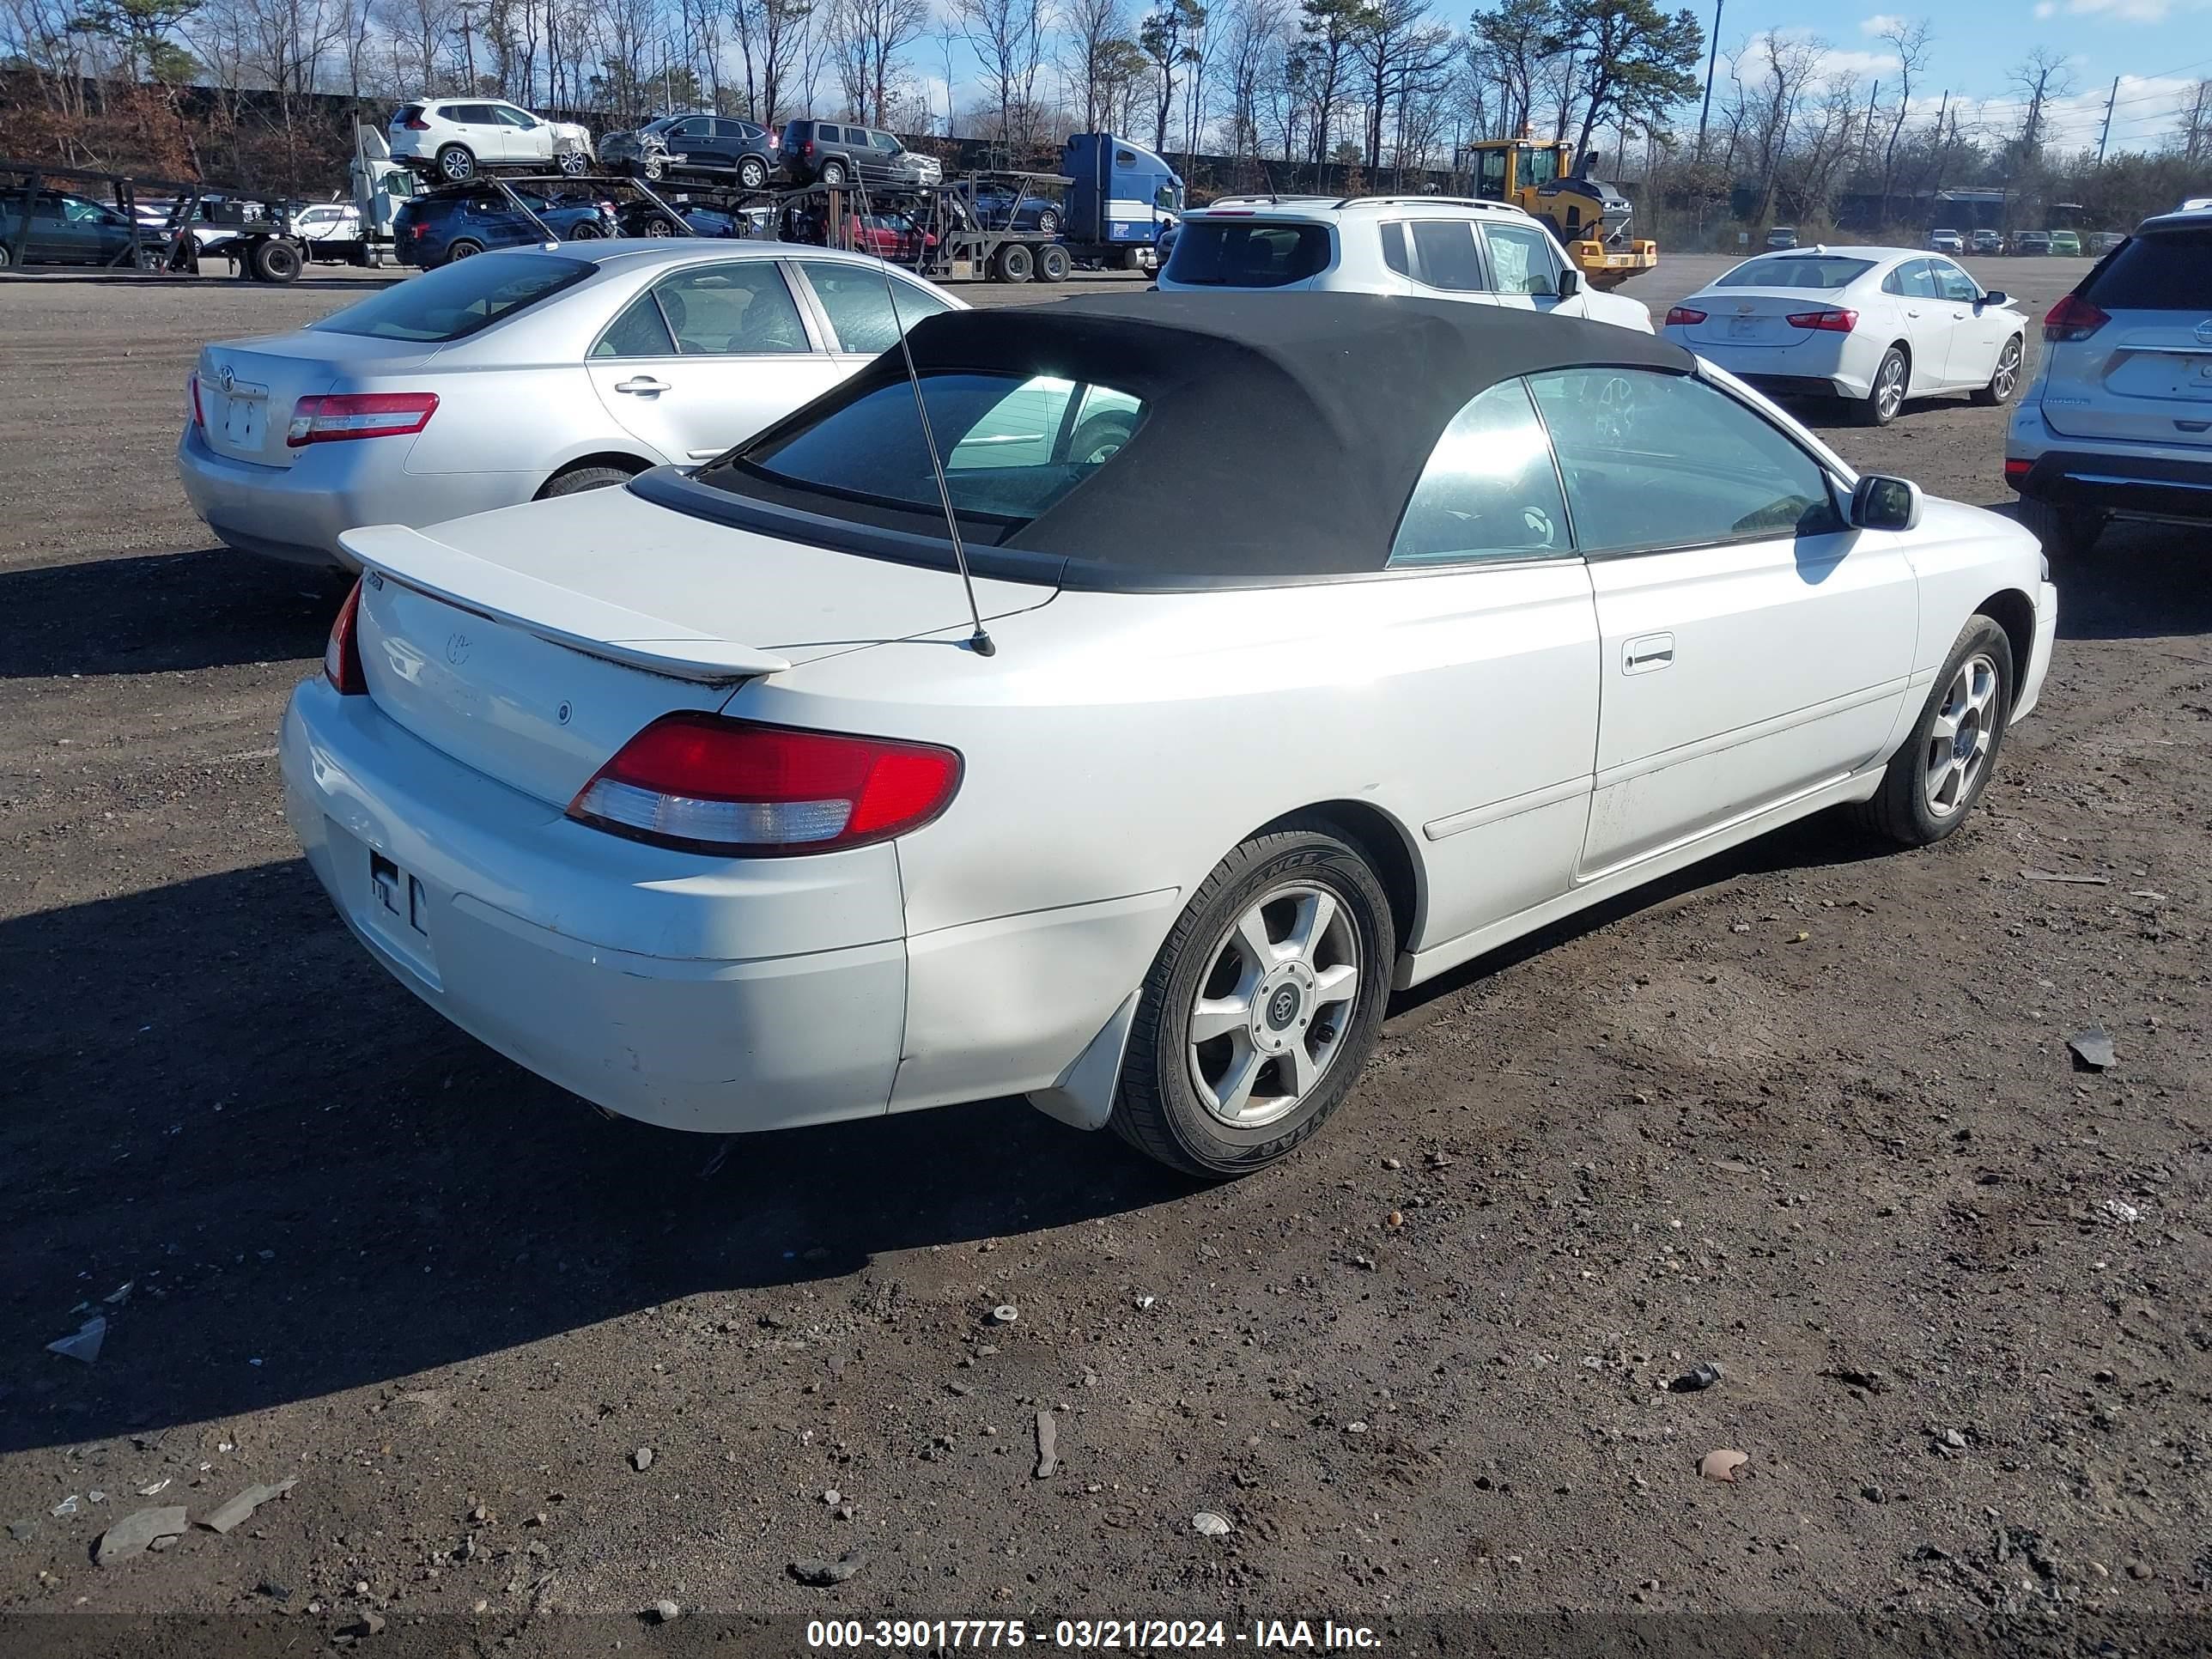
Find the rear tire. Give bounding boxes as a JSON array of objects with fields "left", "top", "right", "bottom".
[
  {"left": 443, "top": 238, "right": 483, "bottom": 264},
  {"left": 1112, "top": 825, "right": 1395, "bottom": 1179},
  {"left": 1972, "top": 334, "right": 2024, "bottom": 406},
  {"left": 738, "top": 156, "right": 769, "bottom": 190},
  {"left": 994, "top": 241, "right": 1035, "bottom": 283},
  {"left": 1037, "top": 243, "right": 1072, "bottom": 283},
  {"left": 2015, "top": 494, "right": 2107, "bottom": 560},
  {"left": 0, "top": 242, "right": 11, "bottom": 270},
  {"left": 1852, "top": 615, "right": 2014, "bottom": 848},
  {"left": 251, "top": 238, "right": 301, "bottom": 283},
  {"left": 1036, "top": 208, "right": 1062, "bottom": 237},
  {"left": 436, "top": 143, "right": 476, "bottom": 183},
  {"left": 538, "top": 463, "right": 635, "bottom": 499},
  {"left": 1856, "top": 345, "right": 1908, "bottom": 426},
  {"left": 645, "top": 216, "right": 674, "bottom": 236},
  {"left": 818, "top": 159, "right": 848, "bottom": 186}
]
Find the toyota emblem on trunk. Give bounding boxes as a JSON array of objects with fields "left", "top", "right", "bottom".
[
  {"left": 2197, "top": 319, "right": 2212, "bottom": 344},
  {"left": 219, "top": 365, "right": 234, "bottom": 392}
]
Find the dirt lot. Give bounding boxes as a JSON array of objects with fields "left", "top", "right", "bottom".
[{"left": 2, "top": 255, "right": 2207, "bottom": 1650}]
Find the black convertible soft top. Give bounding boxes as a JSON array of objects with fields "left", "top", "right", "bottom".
[{"left": 670, "top": 290, "right": 1694, "bottom": 586}]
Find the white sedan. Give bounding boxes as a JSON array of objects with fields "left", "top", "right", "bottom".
[
  {"left": 1663, "top": 246, "right": 2027, "bottom": 425},
  {"left": 280, "top": 295, "right": 2056, "bottom": 1178}
]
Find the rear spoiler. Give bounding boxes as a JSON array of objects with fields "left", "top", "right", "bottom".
[{"left": 338, "top": 524, "right": 791, "bottom": 683}]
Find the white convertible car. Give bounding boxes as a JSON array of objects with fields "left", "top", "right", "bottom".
[{"left": 281, "top": 295, "right": 2057, "bottom": 1177}]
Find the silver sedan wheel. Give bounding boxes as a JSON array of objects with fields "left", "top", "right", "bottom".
[
  {"left": 1187, "top": 884, "right": 1360, "bottom": 1130},
  {"left": 1875, "top": 351, "right": 1907, "bottom": 421},
  {"left": 557, "top": 149, "right": 588, "bottom": 177},
  {"left": 1923, "top": 652, "right": 1999, "bottom": 817},
  {"left": 1990, "top": 337, "right": 2021, "bottom": 401}
]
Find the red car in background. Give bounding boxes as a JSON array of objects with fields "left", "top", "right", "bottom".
[{"left": 844, "top": 211, "right": 937, "bottom": 261}]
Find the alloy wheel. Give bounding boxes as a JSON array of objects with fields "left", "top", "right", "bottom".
[
  {"left": 558, "top": 149, "right": 587, "bottom": 177},
  {"left": 1922, "top": 652, "right": 1999, "bottom": 817},
  {"left": 1186, "top": 884, "right": 1360, "bottom": 1130},
  {"left": 1877, "top": 353, "right": 1906, "bottom": 421},
  {"left": 1991, "top": 338, "right": 2021, "bottom": 401}
]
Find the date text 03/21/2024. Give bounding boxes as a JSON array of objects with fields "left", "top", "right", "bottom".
[{"left": 805, "top": 1619, "right": 1383, "bottom": 1650}]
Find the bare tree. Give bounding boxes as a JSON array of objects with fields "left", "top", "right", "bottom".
[
  {"left": 959, "top": 0, "right": 1046, "bottom": 155},
  {"left": 2008, "top": 46, "right": 2072, "bottom": 155},
  {"left": 826, "top": 0, "right": 925, "bottom": 122},
  {"left": 1059, "top": 0, "right": 1129, "bottom": 132},
  {"left": 1874, "top": 15, "right": 1930, "bottom": 217}
]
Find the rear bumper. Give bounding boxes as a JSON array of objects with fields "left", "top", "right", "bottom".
[
  {"left": 2008, "top": 447, "right": 2212, "bottom": 521},
  {"left": 280, "top": 678, "right": 911, "bottom": 1133},
  {"left": 178, "top": 423, "right": 527, "bottom": 568}
]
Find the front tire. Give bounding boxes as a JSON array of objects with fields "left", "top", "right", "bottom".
[
  {"left": 738, "top": 155, "right": 769, "bottom": 190},
  {"left": 435, "top": 143, "right": 476, "bottom": 183},
  {"left": 557, "top": 149, "right": 588, "bottom": 177},
  {"left": 1972, "top": 335, "right": 2023, "bottom": 406},
  {"left": 2015, "top": 494, "right": 2107, "bottom": 560},
  {"left": 1113, "top": 826, "right": 1395, "bottom": 1179},
  {"left": 1853, "top": 615, "right": 2014, "bottom": 847},
  {"left": 1856, "top": 345, "right": 1908, "bottom": 426}
]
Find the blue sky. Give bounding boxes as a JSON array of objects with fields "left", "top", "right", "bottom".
[{"left": 1715, "top": 1, "right": 2212, "bottom": 151}]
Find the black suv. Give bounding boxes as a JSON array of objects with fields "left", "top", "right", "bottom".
[
  {"left": 777, "top": 120, "right": 940, "bottom": 188},
  {"left": 600, "top": 114, "right": 777, "bottom": 189}
]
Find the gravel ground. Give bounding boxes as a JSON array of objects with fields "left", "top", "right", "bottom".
[{"left": 1, "top": 253, "right": 2207, "bottom": 1648}]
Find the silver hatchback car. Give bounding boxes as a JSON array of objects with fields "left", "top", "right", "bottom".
[{"left": 178, "top": 240, "right": 963, "bottom": 568}]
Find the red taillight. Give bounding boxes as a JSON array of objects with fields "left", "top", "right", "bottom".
[
  {"left": 325, "top": 578, "right": 368, "bottom": 695},
  {"left": 2043, "top": 292, "right": 2108, "bottom": 343},
  {"left": 2003, "top": 458, "right": 2033, "bottom": 489},
  {"left": 1663, "top": 305, "right": 1706, "bottom": 327},
  {"left": 1785, "top": 307, "right": 1857, "bottom": 332},
  {"left": 404, "top": 114, "right": 430, "bottom": 131},
  {"left": 187, "top": 370, "right": 204, "bottom": 428},
  {"left": 287, "top": 392, "right": 438, "bottom": 447},
  {"left": 568, "top": 714, "right": 963, "bottom": 856}
]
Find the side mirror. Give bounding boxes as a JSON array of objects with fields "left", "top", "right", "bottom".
[
  {"left": 1980, "top": 289, "right": 2008, "bottom": 307},
  {"left": 1850, "top": 474, "right": 1922, "bottom": 532},
  {"left": 1556, "top": 267, "right": 1581, "bottom": 300}
]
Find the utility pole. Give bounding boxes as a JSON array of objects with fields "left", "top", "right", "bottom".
[
  {"left": 1694, "top": 0, "right": 1723, "bottom": 162},
  {"left": 455, "top": 1, "right": 479, "bottom": 93},
  {"left": 2095, "top": 74, "right": 2118, "bottom": 164}
]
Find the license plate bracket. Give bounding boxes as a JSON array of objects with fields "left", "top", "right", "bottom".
[
  {"left": 1728, "top": 316, "right": 1761, "bottom": 338},
  {"left": 369, "top": 850, "right": 431, "bottom": 938}
]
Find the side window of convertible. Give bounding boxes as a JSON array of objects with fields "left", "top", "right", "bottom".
[
  {"left": 1389, "top": 378, "right": 1570, "bottom": 566},
  {"left": 1528, "top": 368, "right": 1841, "bottom": 555}
]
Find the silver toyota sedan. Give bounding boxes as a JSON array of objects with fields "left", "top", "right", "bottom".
[{"left": 178, "top": 240, "right": 964, "bottom": 569}]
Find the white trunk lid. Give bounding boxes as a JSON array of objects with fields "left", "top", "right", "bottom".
[
  {"left": 1683, "top": 290, "right": 1830, "bottom": 349},
  {"left": 342, "top": 483, "right": 1054, "bottom": 808},
  {"left": 195, "top": 332, "right": 437, "bottom": 468}
]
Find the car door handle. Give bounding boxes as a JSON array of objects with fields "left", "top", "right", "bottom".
[
  {"left": 1905, "top": 308, "right": 1921, "bottom": 318},
  {"left": 613, "top": 376, "right": 668, "bottom": 395},
  {"left": 1624, "top": 634, "right": 1674, "bottom": 674}
]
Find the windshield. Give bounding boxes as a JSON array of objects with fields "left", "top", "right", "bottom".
[
  {"left": 1717, "top": 255, "right": 1872, "bottom": 289},
  {"left": 708, "top": 371, "right": 1146, "bottom": 527},
  {"left": 313, "top": 252, "right": 592, "bottom": 342},
  {"left": 1165, "top": 221, "right": 1332, "bottom": 288}
]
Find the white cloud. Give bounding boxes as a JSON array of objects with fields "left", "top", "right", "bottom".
[
  {"left": 2033, "top": 2, "right": 2055, "bottom": 14},
  {"left": 1857, "top": 13, "right": 1910, "bottom": 34},
  {"left": 2057, "top": 0, "right": 2170, "bottom": 20}
]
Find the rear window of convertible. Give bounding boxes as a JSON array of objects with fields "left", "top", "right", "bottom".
[
  {"left": 712, "top": 371, "right": 1146, "bottom": 525},
  {"left": 313, "top": 252, "right": 592, "bottom": 342}
]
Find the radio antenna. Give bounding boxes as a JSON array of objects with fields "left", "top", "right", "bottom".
[{"left": 852, "top": 176, "right": 994, "bottom": 658}]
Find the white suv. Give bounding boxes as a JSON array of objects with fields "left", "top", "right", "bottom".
[
  {"left": 390, "top": 99, "right": 595, "bottom": 184},
  {"left": 1157, "top": 195, "right": 1652, "bottom": 332},
  {"left": 2005, "top": 203, "right": 2212, "bottom": 557}
]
